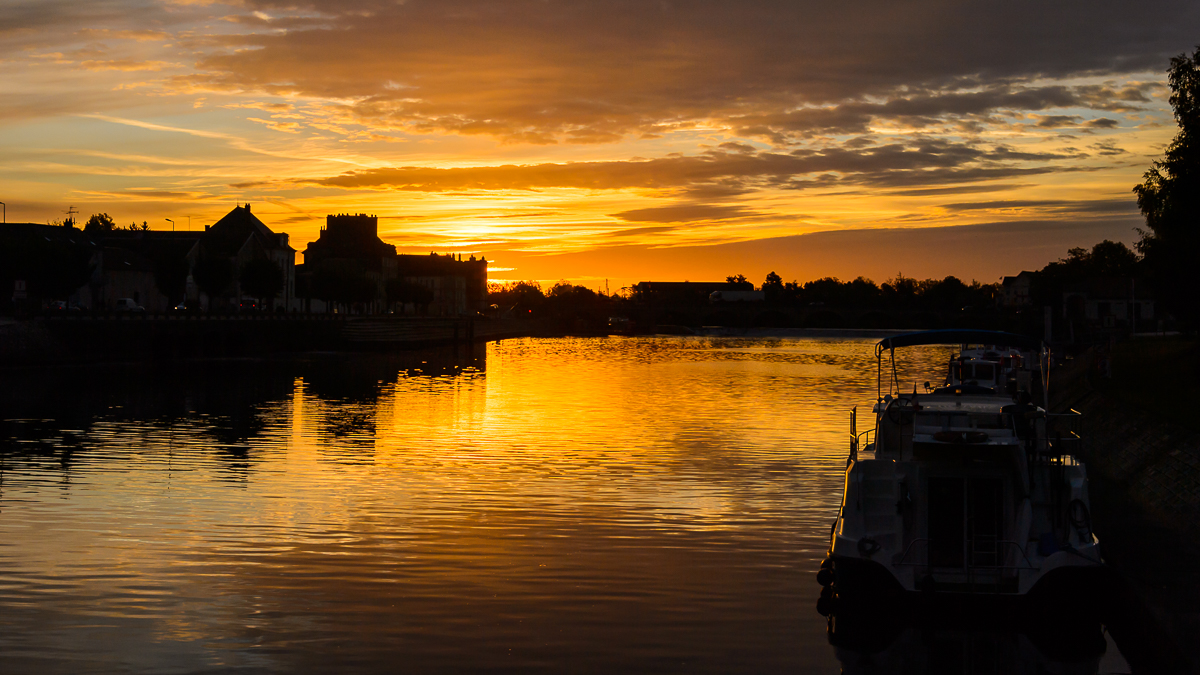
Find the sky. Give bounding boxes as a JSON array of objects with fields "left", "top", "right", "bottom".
[{"left": 1, "top": 0, "right": 1196, "bottom": 291}]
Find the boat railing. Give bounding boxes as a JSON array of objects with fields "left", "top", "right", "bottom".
[
  {"left": 892, "top": 538, "right": 1036, "bottom": 570},
  {"left": 1042, "top": 408, "right": 1083, "bottom": 462},
  {"left": 854, "top": 429, "right": 874, "bottom": 453}
]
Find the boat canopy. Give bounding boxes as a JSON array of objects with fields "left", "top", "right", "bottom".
[{"left": 876, "top": 329, "right": 1041, "bottom": 353}]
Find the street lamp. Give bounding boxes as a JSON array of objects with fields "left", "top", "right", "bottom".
[
  {"left": 0, "top": 201, "right": 5, "bottom": 224},
  {"left": 166, "top": 218, "right": 174, "bottom": 232}
]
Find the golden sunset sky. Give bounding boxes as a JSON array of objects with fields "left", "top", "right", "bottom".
[{"left": 1, "top": 0, "right": 1196, "bottom": 290}]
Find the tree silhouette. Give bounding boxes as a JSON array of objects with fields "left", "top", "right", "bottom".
[
  {"left": 154, "top": 255, "right": 189, "bottom": 305},
  {"left": 487, "top": 280, "right": 545, "bottom": 316},
  {"left": 240, "top": 258, "right": 283, "bottom": 308},
  {"left": 763, "top": 270, "right": 784, "bottom": 302},
  {"left": 882, "top": 274, "right": 920, "bottom": 306},
  {"left": 312, "top": 261, "right": 376, "bottom": 311},
  {"left": 385, "top": 278, "right": 434, "bottom": 313},
  {"left": 83, "top": 213, "right": 116, "bottom": 236},
  {"left": 1029, "top": 240, "right": 1140, "bottom": 310},
  {"left": 725, "top": 274, "right": 752, "bottom": 290},
  {"left": 193, "top": 253, "right": 234, "bottom": 305},
  {"left": 1134, "top": 45, "right": 1200, "bottom": 327}
]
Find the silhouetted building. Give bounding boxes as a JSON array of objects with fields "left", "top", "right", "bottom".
[
  {"left": 1001, "top": 271, "right": 1035, "bottom": 308},
  {"left": 1063, "top": 277, "right": 1154, "bottom": 330},
  {"left": 0, "top": 222, "right": 98, "bottom": 311},
  {"left": 305, "top": 214, "right": 397, "bottom": 267},
  {"left": 95, "top": 205, "right": 295, "bottom": 312},
  {"left": 634, "top": 281, "right": 742, "bottom": 305},
  {"left": 302, "top": 213, "right": 487, "bottom": 315},
  {"left": 99, "top": 231, "right": 200, "bottom": 311},
  {"left": 397, "top": 253, "right": 488, "bottom": 315},
  {"left": 199, "top": 204, "right": 295, "bottom": 310}
]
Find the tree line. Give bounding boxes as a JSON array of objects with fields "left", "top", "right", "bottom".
[{"left": 744, "top": 272, "right": 998, "bottom": 311}]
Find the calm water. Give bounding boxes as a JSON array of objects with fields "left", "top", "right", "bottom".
[{"left": 0, "top": 337, "right": 1126, "bottom": 673}]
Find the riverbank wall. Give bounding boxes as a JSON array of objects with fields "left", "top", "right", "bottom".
[
  {"left": 1051, "top": 350, "right": 1200, "bottom": 673},
  {"left": 0, "top": 315, "right": 539, "bottom": 367}
]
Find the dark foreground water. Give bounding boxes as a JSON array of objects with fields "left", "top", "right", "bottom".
[{"left": 0, "top": 337, "right": 1131, "bottom": 673}]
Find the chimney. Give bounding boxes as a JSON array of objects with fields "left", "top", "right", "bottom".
[{"left": 245, "top": 203, "right": 251, "bottom": 212}]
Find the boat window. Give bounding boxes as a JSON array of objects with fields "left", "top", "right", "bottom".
[
  {"left": 972, "top": 363, "right": 995, "bottom": 381},
  {"left": 918, "top": 412, "right": 1013, "bottom": 431}
]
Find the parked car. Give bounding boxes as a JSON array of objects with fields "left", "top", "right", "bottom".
[
  {"left": 114, "top": 298, "right": 145, "bottom": 313},
  {"left": 47, "top": 300, "right": 68, "bottom": 312}
]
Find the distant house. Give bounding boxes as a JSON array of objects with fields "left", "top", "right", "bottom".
[
  {"left": 0, "top": 222, "right": 98, "bottom": 311},
  {"left": 1062, "top": 277, "right": 1154, "bottom": 330},
  {"left": 396, "top": 252, "right": 488, "bottom": 315},
  {"left": 634, "top": 281, "right": 744, "bottom": 305},
  {"left": 96, "top": 245, "right": 159, "bottom": 310},
  {"left": 1, "top": 206, "right": 296, "bottom": 314},
  {"left": 198, "top": 204, "right": 295, "bottom": 310},
  {"left": 1000, "top": 271, "right": 1035, "bottom": 308},
  {"left": 99, "top": 231, "right": 201, "bottom": 311},
  {"left": 95, "top": 205, "right": 295, "bottom": 312}
]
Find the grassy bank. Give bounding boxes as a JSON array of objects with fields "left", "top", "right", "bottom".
[{"left": 1102, "top": 335, "right": 1198, "bottom": 427}]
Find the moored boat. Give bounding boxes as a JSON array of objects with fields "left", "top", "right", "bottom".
[{"left": 818, "top": 330, "right": 1107, "bottom": 622}]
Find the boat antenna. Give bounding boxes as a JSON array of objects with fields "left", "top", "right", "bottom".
[
  {"left": 876, "top": 345, "right": 882, "bottom": 400},
  {"left": 1041, "top": 343, "right": 1051, "bottom": 411},
  {"left": 891, "top": 347, "right": 899, "bottom": 395}
]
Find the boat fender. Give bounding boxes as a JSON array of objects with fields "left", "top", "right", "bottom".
[
  {"left": 856, "top": 537, "right": 881, "bottom": 558},
  {"left": 816, "top": 589, "right": 835, "bottom": 617},
  {"left": 918, "top": 574, "right": 936, "bottom": 594},
  {"left": 816, "top": 567, "right": 834, "bottom": 587}
]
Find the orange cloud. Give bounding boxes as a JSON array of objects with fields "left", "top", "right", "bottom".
[{"left": 79, "top": 59, "right": 177, "bottom": 71}]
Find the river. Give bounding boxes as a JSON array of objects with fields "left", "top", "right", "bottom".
[{"left": 0, "top": 337, "right": 1131, "bottom": 673}]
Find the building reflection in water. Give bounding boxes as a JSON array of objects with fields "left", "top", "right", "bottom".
[{"left": 0, "top": 342, "right": 487, "bottom": 471}]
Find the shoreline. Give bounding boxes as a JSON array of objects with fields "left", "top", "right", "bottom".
[
  {"left": 0, "top": 315, "right": 537, "bottom": 368},
  {"left": 1052, "top": 348, "right": 1200, "bottom": 674},
  {"left": 1, "top": 320, "right": 922, "bottom": 369}
]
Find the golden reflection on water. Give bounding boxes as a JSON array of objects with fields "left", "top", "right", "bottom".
[{"left": 0, "top": 337, "right": 953, "bottom": 673}]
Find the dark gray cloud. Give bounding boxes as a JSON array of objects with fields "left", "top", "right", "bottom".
[
  {"left": 179, "top": 0, "right": 1197, "bottom": 143},
  {"left": 885, "top": 183, "right": 1031, "bottom": 197},
  {"left": 314, "top": 141, "right": 1077, "bottom": 193},
  {"left": 610, "top": 204, "right": 765, "bottom": 223},
  {"left": 0, "top": 1, "right": 178, "bottom": 55},
  {"left": 941, "top": 198, "right": 1138, "bottom": 214},
  {"left": 1089, "top": 140, "right": 1128, "bottom": 155}
]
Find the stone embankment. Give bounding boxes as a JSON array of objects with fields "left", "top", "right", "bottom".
[
  {"left": 1052, "top": 353, "right": 1200, "bottom": 674},
  {"left": 0, "top": 315, "right": 538, "bottom": 367}
]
